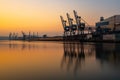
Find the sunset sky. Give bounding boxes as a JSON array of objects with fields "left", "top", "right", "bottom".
[{"left": 0, "top": 0, "right": 120, "bottom": 36}]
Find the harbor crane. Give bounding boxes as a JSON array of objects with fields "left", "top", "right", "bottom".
[
  {"left": 60, "top": 16, "right": 69, "bottom": 38},
  {"left": 73, "top": 10, "right": 95, "bottom": 40},
  {"left": 73, "top": 10, "right": 85, "bottom": 36},
  {"left": 29, "top": 31, "right": 31, "bottom": 39},
  {"left": 15, "top": 33, "right": 18, "bottom": 39},
  {"left": 21, "top": 31, "right": 26, "bottom": 40},
  {"left": 60, "top": 10, "right": 94, "bottom": 41},
  {"left": 66, "top": 13, "right": 77, "bottom": 36},
  {"left": 9, "top": 32, "right": 18, "bottom": 40},
  {"left": 37, "top": 32, "right": 39, "bottom": 38},
  {"left": 9, "top": 32, "right": 12, "bottom": 40}
]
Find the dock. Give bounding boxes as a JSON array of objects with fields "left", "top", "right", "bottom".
[{"left": 60, "top": 10, "right": 120, "bottom": 43}]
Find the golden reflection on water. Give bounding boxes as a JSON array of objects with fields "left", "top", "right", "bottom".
[
  {"left": 0, "top": 41, "right": 63, "bottom": 79},
  {"left": 0, "top": 41, "right": 120, "bottom": 80}
]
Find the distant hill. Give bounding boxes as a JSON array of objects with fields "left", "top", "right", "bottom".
[{"left": 0, "top": 36, "right": 9, "bottom": 40}]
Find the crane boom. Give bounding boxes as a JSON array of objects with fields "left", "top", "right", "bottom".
[
  {"left": 66, "top": 13, "right": 73, "bottom": 26},
  {"left": 60, "top": 16, "right": 66, "bottom": 29},
  {"left": 73, "top": 10, "right": 81, "bottom": 27}
]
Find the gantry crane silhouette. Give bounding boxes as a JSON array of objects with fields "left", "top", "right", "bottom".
[{"left": 60, "top": 10, "right": 92, "bottom": 41}]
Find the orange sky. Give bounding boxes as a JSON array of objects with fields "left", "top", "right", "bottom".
[{"left": 0, "top": 0, "right": 120, "bottom": 36}]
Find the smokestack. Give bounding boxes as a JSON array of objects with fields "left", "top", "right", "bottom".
[{"left": 100, "top": 17, "right": 104, "bottom": 21}]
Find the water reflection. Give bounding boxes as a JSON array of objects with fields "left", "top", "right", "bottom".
[
  {"left": 61, "top": 42, "right": 95, "bottom": 75},
  {"left": 96, "top": 43, "right": 120, "bottom": 66},
  {"left": 0, "top": 41, "right": 120, "bottom": 79},
  {"left": 8, "top": 42, "right": 39, "bottom": 50},
  {"left": 62, "top": 41, "right": 120, "bottom": 76},
  {"left": 0, "top": 41, "right": 63, "bottom": 80},
  {"left": 0, "top": 41, "right": 49, "bottom": 51}
]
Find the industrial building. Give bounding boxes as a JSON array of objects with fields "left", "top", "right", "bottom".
[
  {"left": 96, "top": 15, "right": 120, "bottom": 31},
  {"left": 96, "top": 15, "right": 120, "bottom": 41}
]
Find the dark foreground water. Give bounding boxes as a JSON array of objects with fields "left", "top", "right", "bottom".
[{"left": 0, "top": 41, "right": 120, "bottom": 80}]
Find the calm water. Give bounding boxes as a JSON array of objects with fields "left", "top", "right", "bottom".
[{"left": 0, "top": 41, "right": 120, "bottom": 80}]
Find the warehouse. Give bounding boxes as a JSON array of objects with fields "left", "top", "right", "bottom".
[
  {"left": 96, "top": 15, "right": 120, "bottom": 31},
  {"left": 96, "top": 15, "right": 120, "bottom": 41}
]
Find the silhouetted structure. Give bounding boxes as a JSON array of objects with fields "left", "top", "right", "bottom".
[
  {"left": 60, "top": 10, "right": 120, "bottom": 42},
  {"left": 9, "top": 32, "right": 18, "bottom": 40},
  {"left": 8, "top": 31, "right": 40, "bottom": 41},
  {"left": 60, "top": 10, "right": 93, "bottom": 42}
]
